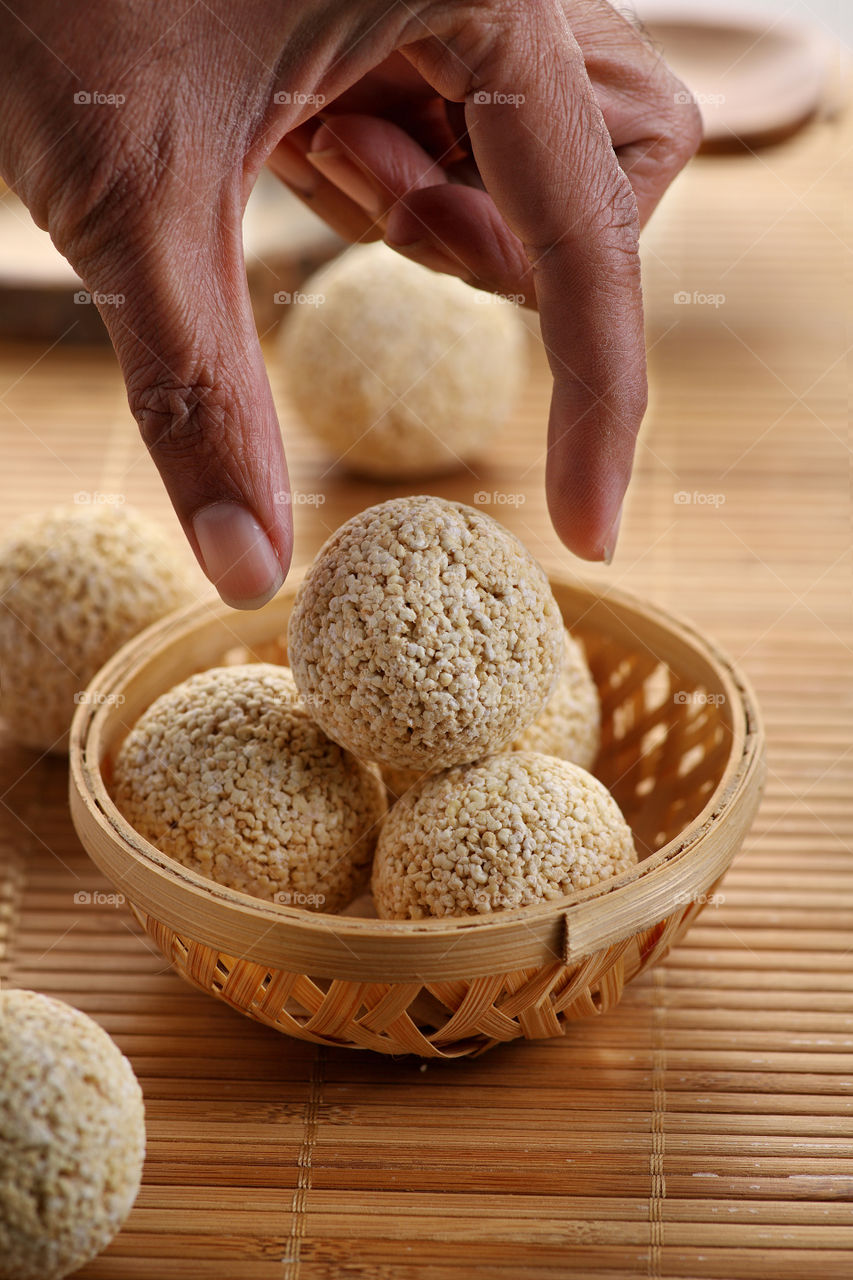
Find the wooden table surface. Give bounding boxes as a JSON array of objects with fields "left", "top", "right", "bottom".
[{"left": 1, "top": 105, "right": 851, "bottom": 1279}]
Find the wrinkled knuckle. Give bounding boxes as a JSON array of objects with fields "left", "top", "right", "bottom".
[
  {"left": 47, "top": 124, "right": 174, "bottom": 274},
  {"left": 660, "top": 82, "right": 703, "bottom": 170},
  {"left": 527, "top": 170, "right": 641, "bottom": 272},
  {"left": 586, "top": 172, "right": 642, "bottom": 262},
  {"left": 130, "top": 377, "right": 225, "bottom": 464},
  {"left": 603, "top": 173, "right": 642, "bottom": 244}
]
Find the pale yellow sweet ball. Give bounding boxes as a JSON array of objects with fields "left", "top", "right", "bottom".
[
  {"left": 382, "top": 628, "right": 600, "bottom": 799},
  {"left": 113, "top": 663, "right": 386, "bottom": 911},
  {"left": 287, "top": 496, "right": 565, "bottom": 772},
  {"left": 372, "top": 753, "right": 637, "bottom": 920},
  {"left": 280, "top": 242, "right": 526, "bottom": 478},
  {"left": 0, "top": 504, "right": 190, "bottom": 753},
  {"left": 0, "top": 988, "right": 146, "bottom": 1280}
]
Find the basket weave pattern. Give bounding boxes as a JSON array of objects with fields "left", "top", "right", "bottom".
[
  {"left": 132, "top": 883, "right": 722, "bottom": 1058},
  {"left": 69, "top": 581, "right": 764, "bottom": 1058}
]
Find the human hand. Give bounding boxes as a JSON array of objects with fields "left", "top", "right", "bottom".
[{"left": 0, "top": 1, "right": 700, "bottom": 605}]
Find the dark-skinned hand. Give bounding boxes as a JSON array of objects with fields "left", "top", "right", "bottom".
[{"left": 0, "top": 0, "right": 701, "bottom": 605}]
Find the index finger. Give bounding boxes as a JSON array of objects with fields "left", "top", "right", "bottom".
[{"left": 407, "top": 1, "right": 647, "bottom": 561}]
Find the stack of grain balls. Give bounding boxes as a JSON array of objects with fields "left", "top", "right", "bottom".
[
  {"left": 114, "top": 244, "right": 637, "bottom": 918},
  {"left": 115, "top": 495, "right": 637, "bottom": 919}
]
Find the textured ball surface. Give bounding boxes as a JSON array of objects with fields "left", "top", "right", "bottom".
[
  {"left": 113, "top": 663, "right": 385, "bottom": 911},
  {"left": 372, "top": 753, "right": 636, "bottom": 919},
  {"left": 508, "top": 630, "right": 600, "bottom": 768},
  {"left": 0, "top": 505, "right": 189, "bottom": 753},
  {"left": 0, "top": 988, "right": 145, "bottom": 1280},
  {"left": 287, "top": 496, "right": 565, "bottom": 771},
  {"left": 281, "top": 242, "right": 526, "bottom": 478},
  {"left": 382, "top": 629, "right": 601, "bottom": 799}
]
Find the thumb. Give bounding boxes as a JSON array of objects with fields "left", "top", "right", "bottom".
[{"left": 71, "top": 192, "right": 292, "bottom": 609}]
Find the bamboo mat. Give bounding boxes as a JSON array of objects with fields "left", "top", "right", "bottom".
[{"left": 1, "top": 101, "right": 851, "bottom": 1279}]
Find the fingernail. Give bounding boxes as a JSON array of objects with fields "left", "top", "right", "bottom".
[
  {"left": 268, "top": 140, "right": 317, "bottom": 197},
  {"left": 193, "top": 502, "right": 284, "bottom": 609},
  {"left": 307, "top": 147, "right": 384, "bottom": 217},
  {"left": 603, "top": 505, "right": 623, "bottom": 566},
  {"left": 383, "top": 237, "right": 472, "bottom": 282}
]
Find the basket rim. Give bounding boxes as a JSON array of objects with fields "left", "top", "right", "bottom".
[{"left": 68, "top": 572, "right": 766, "bottom": 982}]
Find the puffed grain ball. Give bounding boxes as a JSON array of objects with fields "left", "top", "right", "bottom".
[
  {"left": 0, "top": 504, "right": 190, "bottom": 754},
  {"left": 0, "top": 988, "right": 145, "bottom": 1280},
  {"left": 505, "top": 629, "right": 600, "bottom": 766},
  {"left": 382, "top": 628, "right": 601, "bottom": 798},
  {"left": 112, "top": 664, "right": 385, "bottom": 911},
  {"left": 287, "top": 495, "right": 565, "bottom": 771},
  {"left": 372, "top": 752, "right": 636, "bottom": 919},
  {"left": 280, "top": 242, "right": 526, "bottom": 479}
]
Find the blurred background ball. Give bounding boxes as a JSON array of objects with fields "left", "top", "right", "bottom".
[
  {"left": 0, "top": 504, "right": 190, "bottom": 753},
  {"left": 0, "top": 988, "right": 145, "bottom": 1280},
  {"left": 280, "top": 242, "right": 527, "bottom": 480}
]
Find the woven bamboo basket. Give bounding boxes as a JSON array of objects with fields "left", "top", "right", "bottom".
[{"left": 68, "top": 575, "right": 765, "bottom": 1058}]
